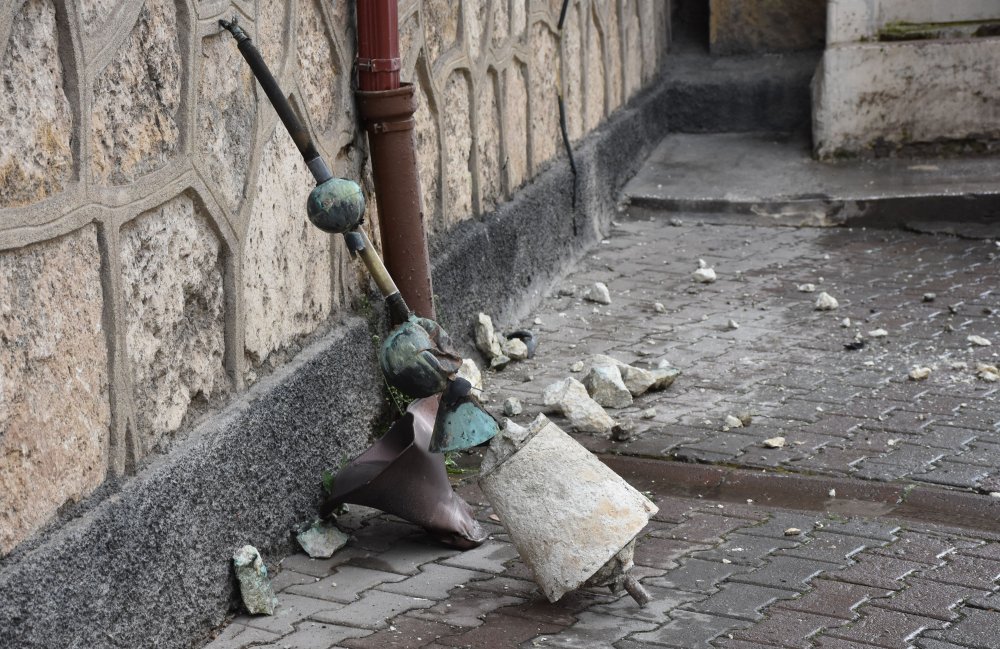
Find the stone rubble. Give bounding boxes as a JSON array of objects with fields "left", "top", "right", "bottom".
[
  {"left": 457, "top": 358, "right": 483, "bottom": 392},
  {"left": 692, "top": 267, "right": 717, "bottom": 283},
  {"left": 763, "top": 436, "right": 786, "bottom": 449},
  {"left": 967, "top": 335, "right": 992, "bottom": 347},
  {"left": 815, "top": 292, "right": 839, "bottom": 310},
  {"left": 976, "top": 363, "right": 999, "bottom": 382},
  {"left": 542, "top": 378, "right": 616, "bottom": 434},
  {"left": 909, "top": 366, "right": 932, "bottom": 381},
  {"left": 589, "top": 354, "right": 680, "bottom": 396},
  {"left": 503, "top": 396, "right": 523, "bottom": 416},
  {"left": 582, "top": 364, "right": 633, "bottom": 408},
  {"left": 797, "top": 283, "right": 816, "bottom": 293},
  {"left": 233, "top": 545, "right": 277, "bottom": 615},
  {"left": 584, "top": 282, "right": 612, "bottom": 305},
  {"left": 474, "top": 313, "right": 503, "bottom": 359},
  {"left": 724, "top": 414, "right": 743, "bottom": 429},
  {"left": 868, "top": 328, "right": 888, "bottom": 338},
  {"left": 295, "top": 520, "right": 349, "bottom": 559},
  {"left": 501, "top": 337, "right": 529, "bottom": 360}
]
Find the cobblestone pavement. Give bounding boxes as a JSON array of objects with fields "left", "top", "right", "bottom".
[{"left": 205, "top": 220, "right": 1000, "bottom": 648}]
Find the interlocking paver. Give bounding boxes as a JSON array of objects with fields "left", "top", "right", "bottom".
[
  {"left": 408, "top": 589, "right": 525, "bottom": 628},
  {"left": 726, "top": 609, "right": 844, "bottom": 649},
  {"left": 822, "top": 607, "right": 946, "bottom": 649},
  {"left": 633, "top": 537, "right": 710, "bottom": 570},
  {"left": 922, "top": 608, "right": 1000, "bottom": 649},
  {"left": 311, "top": 590, "right": 436, "bottom": 630},
  {"left": 778, "top": 532, "right": 868, "bottom": 563},
  {"left": 869, "top": 577, "right": 985, "bottom": 621},
  {"left": 286, "top": 565, "right": 408, "bottom": 603},
  {"left": 439, "top": 540, "right": 519, "bottom": 574},
  {"left": 828, "top": 554, "right": 924, "bottom": 591},
  {"left": 339, "top": 614, "right": 458, "bottom": 648},
  {"left": 533, "top": 611, "right": 659, "bottom": 648},
  {"left": 644, "top": 557, "right": 746, "bottom": 593},
  {"left": 203, "top": 623, "right": 282, "bottom": 649},
  {"left": 435, "top": 613, "right": 563, "bottom": 648},
  {"left": 377, "top": 564, "right": 485, "bottom": 600},
  {"left": 629, "top": 609, "right": 752, "bottom": 649},
  {"left": 277, "top": 621, "right": 373, "bottom": 648},
  {"left": 687, "top": 582, "right": 798, "bottom": 621},
  {"left": 774, "top": 579, "right": 891, "bottom": 620},
  {"left": 923, "top": 554, "right": 1000, "bottom": 590},
  {"left": 730, "top": 555, "right": 834, "bottom": 592},
  {"left": 239, "top": 594, "right": 343, "bottom": 635}
]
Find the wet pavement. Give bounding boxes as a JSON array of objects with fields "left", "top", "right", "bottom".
[{"left": 204, "top": 218, "right": 1000, "bottom": 648}]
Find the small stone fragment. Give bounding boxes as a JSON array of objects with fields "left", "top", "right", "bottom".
[
  {"left": 724, "top": 414, "right": 743, "bottom": 429},
  {"left": 571, "top": 360, "right": 585, "bottom": 372},
  {"left": 726, "top": 319, "right": 740, "bottom": 331},
  {"left": 503, "top": 397, "right": 523, "bottom": 416},
  {"left": 737, "top": 411, "right": 753, "bottom": 427},
  {"left": 502, "top": 337, "right": 529, "bottom": 361},
  {"left": 490, "top": 354, "right": 511, "bottom": 370},
  {"left": 828, "top": 489, "right": 836, "bottom": 498},
  {"left": 991, "top": 492, "right": 1000, "bottom": 498},
  {"left": 783, "top": 528, "right": 801, "bottom": 537},
  {"left": 582, "top": 364, "right": 633, "bottom": 409},
  {"left": 922, "top": 293, "right": 936, "bottom": 302},
  {"left": 641, "top": 408, "right": 656, "bottom": 419},
  {"left": 976, "top": 363, "right": 1000, "bottom": 382},
  {"left": 797, "top": 283, "right": 816, "bottom": 293},
  {"left": 610, "top": 419, "right": 635, "bottom": 442},
  {"left": 968, "top": 335, "right": 992, "bottom": 347},
  {"left": 669, "top": 217, "right": 684, "bottom": 226},
  {"left": 233, "top": 545, "right": 277, "bottom": 615},
  {"left": 841, "top": 318, "right": 851, "bottom": 328},
  {"left": 541, "top": 378, "right": 616, "bottom": 434},
  {"left": 698, "top": 259, "right": 708, "bottom": 269},
  {"left": 815, "top": 292, "right": 839, "bottom": 311},
  {"left": 475, "top": 313, "right": 503, "bottom": 359},
  {"left": 868, "top": 328, "right": 888, "bottom": 338},
  {"left": 909, "top": 367, "right": 932, "bottom": 381},
  {"left": 653, "top": 302, "right": 666, "bottom": 313},
  {"left": 457, "top": 358, "right": 483, "bottom": 392},
  {"left": 692, "top": 267, "right": 717, "bottom": 283},
  {"left": 584, "top": 282, "right": 612, "bottom": 305},
  {"left": 763, "top": 436, "right": 785, "bottom": 449},
  {"left": 295, "top": 520, "right": 349, "bottom": 559}
]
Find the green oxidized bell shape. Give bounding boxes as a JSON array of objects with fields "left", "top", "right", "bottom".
[{"left": 307, "top": 177, "right": 366, "bottom": 234}]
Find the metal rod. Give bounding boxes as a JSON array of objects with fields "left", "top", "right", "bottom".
[
  {"left": 218, "top": 17, "right": 323, "bottom": 173},
  {"left": 354, "top": 228, "right": 411, "bottom": 324}
]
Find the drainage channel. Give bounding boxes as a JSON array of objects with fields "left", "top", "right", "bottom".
[{"left": 601, "top": 455, "right": 1000, "bottom": 535}]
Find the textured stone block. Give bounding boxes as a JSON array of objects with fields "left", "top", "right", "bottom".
[
  {"left": 476, "top": 71, "right": 503, "bottom": 213},
  {"left": 443, "top": 71, "right": 472, "bottom": 227},
  {"left": 0, "top": 0, "right": 73, "bottom": 207},
  {"left": 709, "top": 0, "right": 826, "bottom": 56},
  {"left": 121, "top": 194, "right": 227, "bottom": 450},
  {"left": 243, "top": 127, "right": 333, "bottom": 372},
  {"left": 529, "top": 22, "right": 559, "bottom": 170},
  {"left": 584, "top": 8, "right": 605, "bottom": 132},
  {"left": 197, "top": 33, "right": 256, "bottom": 211},
  {"left": 422, "top": 0, "right": 460, "bottom": 63},
  {"left": 91, "top": 0, "right": 181, "bottom": 184},
  {"left": 79, "top": 0, "right": 119, "bottom": 35},
  {"left": 298, "top": 0, "right": 348, "bottom": 137},
  {"left": 622, "top": 0, "right": 642, "bottom": 100},
  {"left": 412, "top": 76, "right": 441, "bottom": 231},
  {"left": 503, "top": 62, "right": 529, "bottom": 190},
  {"left": 0, "top": 226, "right": 109, "bottom": 554}
]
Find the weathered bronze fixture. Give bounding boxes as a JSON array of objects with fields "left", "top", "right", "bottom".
[{"left": 218, "top": 17, "right": 497, "bottom": 455}]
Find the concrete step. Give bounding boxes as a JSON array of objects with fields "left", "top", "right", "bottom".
[
  {"left": 660, "top": 50, "right": 819, "bottom": 134},
  {"left": 624, "top": 131, "right": 1000, "bottom": 232}
]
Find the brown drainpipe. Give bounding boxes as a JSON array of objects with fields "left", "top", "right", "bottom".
[{"left": 355, "top": 0, "right": 435, "bottom": 321}]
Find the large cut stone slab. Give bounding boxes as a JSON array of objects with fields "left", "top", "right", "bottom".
[{"left": 0, "top": 226, "right": 110, "bottom": 555}]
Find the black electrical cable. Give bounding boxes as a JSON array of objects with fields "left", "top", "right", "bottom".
[{"left": 557, "top": 0, "right": 578, "bottom": 218}]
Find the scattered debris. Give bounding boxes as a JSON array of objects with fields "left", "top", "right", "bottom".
[
  {"left": 542, "top": 378, "right": 616, "bottom": 434},
  {"left": 610, "top": 418, "right": 636, "bottom": 442},
  {"left": 968, "top": 335, "right": 992, "bottom": 347},
  {"left": 724, "top": 414, "right": 743, "bottom": 429},
  {"left": 783, "top": 528, "right": 802, "bottom": 537},
  {"left": 502, "top": 337, "right": 529, "bottom": 361},
  {"left": 949, "top": 361, "right": 969, "bottom": 371},
  {"left": 949, "top": 304, "right": 960, "bottom": 315},
  {"left": 797, "top": 283, "right": 817, "bottom": 293},
  {"left": 909, "top": 367, "right": 932, "bottom": 381},
  {"left": 490, "top": 355, "right": 511, "bottom": 370},
  {"left": 584, "top": 282, "right": 612, "bottom": 305},
  {"left": 726, "top": 319, "right": 740, "bottom": 331},
  {"left": 456, "top": 359, "right": 484, "bottom": 395},
  {"left": 295, "top": 520, "right": 349, "bottom": 559},
  {"left": 977, "top": 364, "right": 1000, "bottom": 382},
  {"left": 738, "top": 411, "right": 753, "bottom": 427},
  {"left": 506, "top": 330, "right": 538, "bottom": 358},
  {"left": 763, "top": 436, "right": 785, "bottom": 449},
  {"left": 828, "top": 489, "right": 836, "bottom": 498},
  {"left": 991, "top": 492, "right": 1000, "bottom": 498},
  {"left": 233, "top": 545, "right": 277, "bottom": 615},
  {"left": 653, "top": 302, "right": 666, "bottom": 313},
  {"left": 503, "top": 397, "right": 523, "bottom": 417},
  {"left": 815, "top": 292, "right": 839, "bottom": 311},
  {"left": 571, "top": 361, "right": 585, "bottom": 372},
  {"left": 868, "top": 328, "right": 888, "bottom": 338},
  {"left": 668, "top": 217, "right": 684, "bottom": 226},
  {"left": 590, "top": 354, "right": 680, "bottom": 396},
  {"left": 841, "top": 318, "right": 851, "bottom": 328},
  {"left": 641, "top": 408, "right": 656, "bottom": 419},
  {"left": 923, "top": 293, "right": 936, "bottom": 302},
  {"left": 844, "top": 334, "right": 866, "bottom": 351},
  {"left": 582, "top": 364, "right": 633, "bottom": 408},
  {"left": 692, "top": 267, "right": 717, "bottom": 284},
  {"left": 475, "top": 313, "right": 504, "bottom": 359}
]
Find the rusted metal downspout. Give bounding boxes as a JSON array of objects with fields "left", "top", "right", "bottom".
[{"left": 356, "top": 0, "right": 435, "bottom": 321}]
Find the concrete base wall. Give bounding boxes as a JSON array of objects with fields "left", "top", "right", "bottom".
[
  {"left": 0, "top": 74, "right": 677, "bottom": 649},
  {"left": 813, "top": 38, "right": 1000, "bottom": 158}
]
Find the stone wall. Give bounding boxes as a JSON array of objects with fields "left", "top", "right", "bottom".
[{"left": 0, "top": 0, "right": 669, "bottom": 556}]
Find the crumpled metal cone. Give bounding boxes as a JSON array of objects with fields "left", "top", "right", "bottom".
[
  {"left": 320, "top": 395, "right": 487, "bottom": 549},
  {"left": 430, "top": 377, "right": 500, "bottom": 453},
  {"left": 479, "top": 415, "right": 657, "bottom": 603}
]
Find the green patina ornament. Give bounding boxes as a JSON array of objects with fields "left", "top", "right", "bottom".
[
  {"left": 306, "top": 177, "right": 366, "bottom": 234},
  {"left": 380, "top": 315, "right": 463, "bottom": 398}
]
